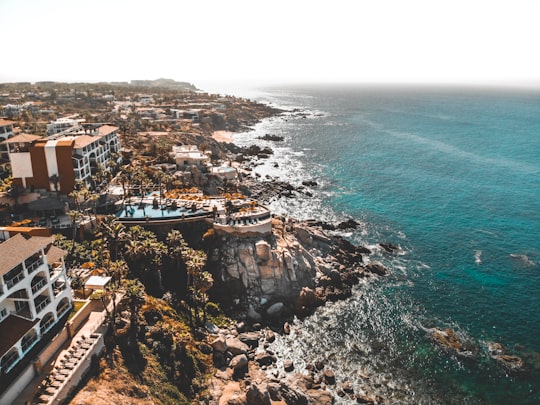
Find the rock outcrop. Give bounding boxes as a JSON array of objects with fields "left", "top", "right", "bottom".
[{"left": 209, "top": 217, "right": 383, "bottom": 319}]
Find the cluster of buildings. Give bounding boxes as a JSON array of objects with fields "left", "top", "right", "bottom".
[{"left": 1, "top": 119, "right": 121, "bottom": 194}]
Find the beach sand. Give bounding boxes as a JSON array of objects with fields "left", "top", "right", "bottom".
[{"left": 212, "top": 130, "right": 234, "bottom": 143}]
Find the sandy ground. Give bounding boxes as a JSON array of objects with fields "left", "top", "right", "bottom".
[{"left": 212, "top": 130, "right": 235, "bottom": 143}]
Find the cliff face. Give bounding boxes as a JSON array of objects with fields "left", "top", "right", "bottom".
[{"left": 209, "top": 217, "right": 372, "bottom": 315}]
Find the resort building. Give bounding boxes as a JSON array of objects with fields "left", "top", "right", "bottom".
[
  {"left": 0, "top": 119, "right": 15, "bottom": 172},
  {"left": 46, "top": 117, "right": 84, "bottom": 136},
  {"left": 3, "top": 124, "right": 121, "bottom": 193},
  {"left": 0, "top": 232, "right": 72, "bottom": 375},
  {"left": 170, "top": 145, "right": 209, "bottom": 170}
]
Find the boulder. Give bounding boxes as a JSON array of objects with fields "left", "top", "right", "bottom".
[
  {"left": 307, "top": 390, "right": 333, "bottom": 405},
  {"left": 248, "top": 305, "right": 262, "bottom": 322},
  {"left": 246, "top": 383, "right": 272, "bottom": 405},
  {"left": 341, "top": 381, "right": 354, "bottom": 394},
  {"left": 492, "top": 354, "right": 526, "bottom": 372},
  {"left": 380, "top": 242, "right": 399, "bottom": 253},
  {"left": 284, "top": 359, "right": 295, "bottom": 372},
  {"left": 266, "top": 302, "right": 284, "bottom": 318},
  {"left": 226, "top": 337, "right": 249, "bottom": 355},
  {"left": 219, "top": 381, "right": 247, "bottom": 405},
  {"left": 365, "top": 262, "right": 389, "bottom": 276},
  {"left": 238, "top": 331, "right": 260, "bottom": 348},
  {"left": 323, "top": 369, "right": 336, "bottom": 385},
  {"left": 337, "top": 218, "right": 360, "bottom": 229},
  {"left": 283, "top": 322, "right": 291, "bottom": 335},
  {"left": 431, "top": 328, "right": 463, "bottom": 352},
  {"left": 265, "top": 329, "right": 276, "bottom": 343},
  {"left": 229, "top": 354, "right": 249, "bottom": 372},
  {"left": 211, "top": 336, "right": 227, "bottom": 353},
  {"left": 255, "top": 351, "right": 277, "bottom": 366}
]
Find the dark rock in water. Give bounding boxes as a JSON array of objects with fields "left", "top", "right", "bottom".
[
  {"left": 341, "top": 381, "right": 354, "bottom": 394},
  {"left": 431, "top": 328, "right": 464, "bottom": 352},
  {"left": 283, "top": 322, "right": 291, "bottom": 335},
  {"left": 365, "top": 262, "right": 389, "bottom": 276},
  {"left": 265, "top": 329, "right": 276, "bottom": 343},
  {"left": 315, "top": 360, "right": 325, "bottom": 371},
  {"left": 323, "top": 369, "right": 336, "bottom": 385},
  {"left": 380, "top": 242, "right": 399, "bottom": 253},
  {"left": 302, "top": 180, "right": 318, "bottom": 187},
  {"left": 356, "top": 245, "right": 372, "bottom": 255},
  {"left": 492, "top": 354, "right": 527, "bottom": 372},
  {"left": 487, "top": 341, "right": 527, "bottom": 372},
  {"left": 258, "top": 133, "right": 284, "bottom": 141},
  {"left": 356, "top": 394, "right": 376, "bottom": 404},
  {"left": 284, "top": 359, "right": 295, "bottom": 372},
  {"left": 337, "top": 218, "right": 360, "bottom": 229}
]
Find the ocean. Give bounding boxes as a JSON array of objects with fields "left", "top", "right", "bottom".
[{"left": 231, "top": 84, "right": 540, "bottom": 404}]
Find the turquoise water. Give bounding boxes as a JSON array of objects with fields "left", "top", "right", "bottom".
[{"left": 234, "top": 85, "right": 540, "bottom": 404}]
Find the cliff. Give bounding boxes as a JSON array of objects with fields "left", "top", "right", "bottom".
[{"left": 208, "top": 216, "right": 384, "bottom": 321}]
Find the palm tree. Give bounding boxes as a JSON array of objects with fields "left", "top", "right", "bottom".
[
  {"left": 108, "top": 260, "right": 128, "bottom": 287},
  {"left": 184, "top": 248, "right": 212, "bottom": 326},
  {"left": 67, "top": 210, "right": 84, "bottom": 247},
  {"left": 95, "top": 215, "right": 126, "bottom": 261},
  {"left": 123, "top": 278, "right": 145, "bottom": 346}
]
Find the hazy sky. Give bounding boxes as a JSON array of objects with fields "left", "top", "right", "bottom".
[{"left": 2, "top": 0, "right": 539, "bottom": 92}]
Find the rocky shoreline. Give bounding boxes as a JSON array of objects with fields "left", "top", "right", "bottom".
[{"left": 203, "top": 210, "right": 394, "bottom": 404}]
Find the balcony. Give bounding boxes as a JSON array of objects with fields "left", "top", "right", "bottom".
[
  {"left": 34, "top": 296, "right": 51, "bottom": 315},
  {"left": 25, "top": 257, "right": 44, "bottom": 275},
  {"left": 14, "top": 306, "right": 32, "bottom": 320},
  {"left": 5, "top": 271, "right": 25, "bottom": 290},
  {"left": 31, "top": 277, "right": 47, "bottom": 295},
  {"left": 49, "top": 264, "right": 63, "bottom": 280},
  {"left": 21, "top": 333, "right": 38, "bottom": 353}
]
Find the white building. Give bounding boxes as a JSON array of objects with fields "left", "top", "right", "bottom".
[
  {"left": 46, "top": 117, "right": 85, "bottom": 136},
  {"left": 0, "top": 232, "right": 72, "bottom": 375},
  {"left": 170, "top": 145, "right": 210, "bottom": 170},
  {"left": 0, "top": 119, "right": 15, "bottom": 170}
]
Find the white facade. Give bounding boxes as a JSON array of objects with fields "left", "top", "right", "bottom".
[
  {"left": 0, "top": 234, "right": 72, "bottom": 375},
  {"left": 171, "top": 145, "right": 209, "bottom": 169},
  {"left": 46, "top": 117, "right": 84, "bottom": 136},
  {"left": 0, "top": 119, "right": 15, "bottom": 164}
]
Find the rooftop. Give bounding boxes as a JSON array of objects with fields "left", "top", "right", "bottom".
[
  {"left": 0, "top": 315, "right": 39, "bottom": 358},
  {"left": 0, "top": 234, "right": 53, "bottom": 277},
  {"left": 1, "top": 133, "right": 42, "bottom": 144}
]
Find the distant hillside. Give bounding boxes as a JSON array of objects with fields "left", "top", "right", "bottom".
[{"left": 129, "top": 78, "right": 198, "bottom": 91}]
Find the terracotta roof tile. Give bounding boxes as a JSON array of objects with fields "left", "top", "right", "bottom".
[
  {"left": 0, "top": 234, "right": 53, "bottom": 277},
  {"left": 1, "top": 133, "right": 41, "bottom": 144}
]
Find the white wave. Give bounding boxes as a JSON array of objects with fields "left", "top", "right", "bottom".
[
  {"left": 474, "top": 250, "right": 482, "bottom": 265},
  {"left": 510, "top": 253, "right": 536, "bottom": 266}
]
